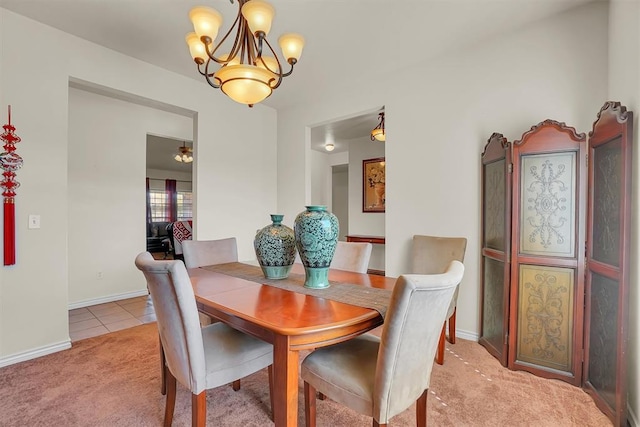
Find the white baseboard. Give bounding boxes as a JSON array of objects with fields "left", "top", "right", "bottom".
[
  {"left": 0, "top": 339, "right": 71, "bottom": 368},
  {"left": 456, "top": 329, "right": 479, "bottom": 342},
  {"left": 68, "top": 289, "right": 149, "bottom": 310}
]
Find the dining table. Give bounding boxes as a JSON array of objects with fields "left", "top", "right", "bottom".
[{"left": 188, "top": 261, "right": 396, "bottom": 427}]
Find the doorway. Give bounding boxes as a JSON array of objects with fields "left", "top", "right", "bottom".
[
  {"left": 145, "top": 135, "right": 194, "bottom": 259},
  {"left": 332, "top": 164, "right": 349, "bottom": 240}
]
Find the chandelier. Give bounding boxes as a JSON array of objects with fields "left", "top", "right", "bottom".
[
  {"left": 185, "top": 0, "right": 305, "bottom": 107},
  {"left": 174, "top": 142, "right": 193, "bottom": 163},
  {"left": 370, "top": 112, "right": 385, "bottom": 142}
]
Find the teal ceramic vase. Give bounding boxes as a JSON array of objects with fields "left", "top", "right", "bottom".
[
  {"left": 254, "top": 214, "right": 296, "bottom": 279},
  {"left": 294, "top": 205, "right": 339, "bottom": 289}
]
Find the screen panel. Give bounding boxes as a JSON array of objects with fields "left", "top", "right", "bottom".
[
  {"left": 520, "top": 152, "right": 576, "bottom": 257},
  {"left": 592, "top": 137, "right": 622, "bottom": 267},
  {"left": 587, "top": 273, "right": 619, "bottom": 410},
  {"left": 517, "top": 264, "right": 574, "bottom": 372},
  {"left": 484, "top": 159, "right": 506, "bottom": 251},
  {"left": 482, "top": 257, "right": 506, "bottom": 352}
]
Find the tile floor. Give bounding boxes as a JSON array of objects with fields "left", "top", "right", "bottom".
[{"left": 68, "top": 295, "right": 156, "bottom": 342}]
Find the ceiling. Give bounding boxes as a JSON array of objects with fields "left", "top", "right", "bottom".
[
  {"left": 147, "top": 135, "right": 193, "bottom": 173},
  {"left": 1, "top": 0, "right": 593, "bottom": 153}
]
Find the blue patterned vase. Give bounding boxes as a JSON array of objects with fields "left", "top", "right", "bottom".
[
  {"left": 294, "top": 205, "right": 339, "bottom": 289},
  {"left": 254, "top": 214, "right": 296, "bottom": 279}
]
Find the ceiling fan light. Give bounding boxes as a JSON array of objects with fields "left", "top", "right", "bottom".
[
  {"left": 215, "top": 64, "right": 274, "bottom": 105},
  {"left": 325, "top": 143, "right": 335, "bottom": 152},
  {"left": 189, "top": 6, "right": 223, "bottom": 41},
  {"left": 278, "top": 33, "right": 305, "bottom": 62},
  {"left": 241, "top": 0, "right": 275, "bottom": 36}
]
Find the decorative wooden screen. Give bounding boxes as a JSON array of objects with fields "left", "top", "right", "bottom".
[
  {"left": 479, "top": 133, "right": 511, "bottom": 366},
  {"left": 479, "top": 102, "right": 633, "bottom": 425},
  {"left": 583, "top": 102, "right": 632, "bottom": 427},
  {"left": 509, "top": 120, "right": 586, "bottom": 385}
]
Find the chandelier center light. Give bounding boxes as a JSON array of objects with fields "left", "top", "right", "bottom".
[{"left": 185, "top": 0, "right": 305, "bottom": 107}]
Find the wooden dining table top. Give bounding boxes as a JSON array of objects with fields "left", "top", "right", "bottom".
[{"left": 188, "top": 262, "right": 397, "bottom": 426}]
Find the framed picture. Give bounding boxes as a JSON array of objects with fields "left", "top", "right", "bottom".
[{"left": 363, "top": 157, "right": 386, "bottom": 212}]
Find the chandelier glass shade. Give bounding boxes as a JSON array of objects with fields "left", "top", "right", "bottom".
[
  {"left": 185, "top": 0, "right": 305, "bottom": 106},
  {"left": 175, "top": 143, "right": 194, "bottom": 163},
  {"left": 370, "top": 112, "right": 386, "bottom": 142}
]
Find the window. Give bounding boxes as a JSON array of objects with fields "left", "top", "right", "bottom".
[
  {"left": 177, "top": 191, "right": 193, "bottom": 220},
  {"left": 149, "top": 190, "right": 169, "bottom": 222},
  {"left": 147, "top": 186, "right": 192, "bottom": 223}
]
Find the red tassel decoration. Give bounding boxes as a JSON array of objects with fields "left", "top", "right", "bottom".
[
  {"left": 4, "top": 200, "right": 15, "bottom": 265},
  {"left": 1, "top": 106, "right": 23, "bottom": 266}
]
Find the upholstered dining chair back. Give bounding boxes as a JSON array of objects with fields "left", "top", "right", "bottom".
[
  {"left": 135, "top": 252, "right": 274, "bottom": 426},
  {"left": 410, "top": 235, "right": 467, "bottom": 365},
  {"left": 135, "top": 252, "right": 207, "bottom": 393},
  {"left": 331, "top": 241, "right": 373, "bottom": 274},
  {"left": 301, "top": 261, "right": 464, "bottom": 426},
  {"left": 411, "top": 235, "right": 467, "bottom": 274},
  {"left": 182, "top": 237, "right": 238, "bottom": 269},
  {"left": 374, "top": 261, "right": 463, "bottom": 420}
]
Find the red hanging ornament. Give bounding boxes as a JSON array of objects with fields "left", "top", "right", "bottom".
[{"left": 0, "top": 106, "right": 23, "bottom": 265}]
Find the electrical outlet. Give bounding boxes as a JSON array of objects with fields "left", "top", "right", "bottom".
[
  {"left": 97, "top": 271, "right": 103, "bottom": 280},
  {"left": 28, "top": 214, "right": 41, "bottom": 229}
]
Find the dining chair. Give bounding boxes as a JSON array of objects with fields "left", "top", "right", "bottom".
[
  {"left": 177, "top": 238, "right": 241, "bottom": 388},
  {"left": 295, "top": 241, "right": 373, "bottom": 273},
  {"left": 134, "top": 252, "right": 274, "bottom": 426},
  {"left": 411, "top": 235, "right": 467, "bottom": 365},
  {"left": 182, "top": 237, "right": 238, "bottom": 269},
  {"left": 301, "top": 260, "right": 464, "bottom": 427},
  {"left": 331, "top": 241, "right": 373, "bottom": 274}
]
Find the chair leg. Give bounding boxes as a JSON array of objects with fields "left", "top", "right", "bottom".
[
  {"left": 416, "top": 389, "right": 428, "bottom": 427},
  {"left": 448, "top": 308, "right": 456, "bottom": 344},
  {"left": 232, "top": 380, "right": 241, "bottom": 391},
  {"left": 192, "top": 391, "right": 206, "bottom": 427},
  {"left": 304, "top": 382, "right": 317, "bottom": 427},
  {"left": 436, "top": 322, "right": 446, "bottom": 365},
  {"left": 159, "top": 337, "right": 166, "bottom": 395},
  {"left": 268, "top": 365, "right": 275, "bottom": 421},
  {"left": 163, "top": 369, "right": 177, "bottom": 427}
]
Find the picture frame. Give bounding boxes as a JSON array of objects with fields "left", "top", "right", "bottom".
[{"left": 362, "top": 157, "right": 386, "bottom": 212}]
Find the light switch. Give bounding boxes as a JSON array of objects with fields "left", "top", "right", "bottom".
[{"left": 28, "top": 214, "right": 41, "bottom": 229}]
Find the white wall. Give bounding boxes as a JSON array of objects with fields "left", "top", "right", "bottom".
[
  {"left": 278, "top": 2, "right": 608, "bottom": 341},
  {"left": 67, "top": 87, "right": 192, "bottom": 306},
  {"left": 310, "top": 149, "right": 330, "bottom": 207},
  {"left": 608, "top": 0, "right": 640, "bottom": 423},
  {"left": 0, "top": 9, "right": 277, "bottom": 364}
]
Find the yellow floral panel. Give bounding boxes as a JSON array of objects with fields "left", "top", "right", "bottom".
[{"left": 517, "top": 264, "right": 574, "bottom": 372}]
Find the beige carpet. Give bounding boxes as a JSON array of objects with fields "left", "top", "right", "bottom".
[{"left": 0, "top": 323, "right": 611, "bottom": 426}]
